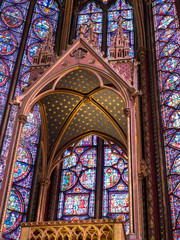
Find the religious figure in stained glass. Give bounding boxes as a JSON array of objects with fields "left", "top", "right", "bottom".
[
  {"left": 152, "top": 0, "right": 180, "bottom": 238},
  {"left": 58, "top": 135, "right": 129, "bottom": 233},
  {"left": 2, "top": 1, "right": 61, "bottom": 239}
]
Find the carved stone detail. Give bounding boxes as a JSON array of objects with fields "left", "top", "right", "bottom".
[
  {"left": 18, "top": 115, "right": 27, "bottom": 125},
  {"left": 62, "top": 61, "right": 69, "bottom": 66},
  {"left": 124, "top": 108, "right": 131, "bottom": 117},
  {"left": 70, "top": 48, "right": 88, "bottom": 59},
  {"left": 140, "top": 159, "right": 150, "bottom": 178},
  {"left": 28, "top": 27, "right": 57, "bottom": 86}
]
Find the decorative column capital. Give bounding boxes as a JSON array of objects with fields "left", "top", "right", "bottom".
[
  {"left": 143, "top": 0, "right": 152, "bottom": 5},
  {"left": 40, "top": 178, "right": 50, "bottom": 187},
  {"left": 137, "top": 47, "right": 147, "bottom": 60},
  {"left": 18, "top": 115, "right": 27, "bottom": 125},
  {"left": 124, "top": 107, "right": 131, "bottom": 117}
]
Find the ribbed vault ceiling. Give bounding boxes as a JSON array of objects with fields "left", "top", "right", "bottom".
[{"left": 40, "top": 68, "right": 127, "bottom": 156}]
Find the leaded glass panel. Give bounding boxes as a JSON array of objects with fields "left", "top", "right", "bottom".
[
  {"left": 1, "top": 1, "right": 61, "bottom": 239},
  {"left": 152, "top": 0, "right": 180, "bottom": 238},
  {"left": 58, "top": 136, "right": 97, "bottom": 220},
  {"left": 0, "top": 0, "right": 29, "bottom": 126},
  {"left": 77, "top": 2, "right": 103, "bottom": 47}
]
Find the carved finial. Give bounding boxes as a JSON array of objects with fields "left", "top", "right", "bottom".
[
  {"left": 78, "top": 24, "right": 86, "bottom": 38},
  {"left": 137, "top": 47, "right": 146, "bottom": 60}
]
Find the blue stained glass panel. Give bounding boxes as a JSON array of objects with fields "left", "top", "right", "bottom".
[
  {"left": 104, "top": 167, "right": 120, "bottom": 189},
  {"left": 80, "top": 169, "right": 96, "bottom": 190},
  {"left": 109, "top": 192, "right": 129, "bottom": 213},
  {"left": 102, "top": 145, "right": 129, "bottom": 233},
  {"left": 3, "top": 107, "right": 41, "bottom": 239},
  {"left": 61, "top": 170, "right": 77, "bottom": 191},
  {"left": 64, "top": 194, "right": 89, "bottom": 215},
  {"left": 1, "top": 6, "right": 24, "bottom": 28},
  {"left": 63, "top": 154, "right": 78, "bottom": 169},
  {"left": 0, "top": 0, "right": 29, "bottom": 128}
]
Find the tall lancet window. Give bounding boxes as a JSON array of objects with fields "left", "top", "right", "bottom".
[
  {"left": 152, "top": 0, "right": 180, "bottom": 238},
  {"left": 57, "top": 135, "right": 129, "bottom": 233},
  {"left": 1, "top": 1, "right": 61, "bottom": 239}
]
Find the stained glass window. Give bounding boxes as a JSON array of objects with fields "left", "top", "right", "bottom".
[
  {"left": 77, "top": 2, "right": 103, "bottom": 47},
  {"left": 57, "top": 135, "right": 129, "bottom": 233},
  {"left": 77, "top": 0, "right": 134, "bottom": 56},
  {"left": 103, "top": 143, "right": 129, "bottom": 232},
  {"left": 3, "top": 106, "right": 41, "bottom": 240},
  {"left": 0, "top": 0, "right": 29, "bottom": 125},
  {"left": 1, "top": 0, "right": 61, "bottom": 239},
  {"left": 57, "top": 135, "right": 97, "bottom": 220},
  {"left": 152, "top": 0, "right": 180, "bottom": 238},
  {"left": 108, "top": 0, "right": 134, "bottom": 57}
]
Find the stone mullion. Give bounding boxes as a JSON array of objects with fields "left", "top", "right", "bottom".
[
  {"left": 95, "top": 137, "right": 103, "bottom": 219},
  {"left": 59, "top": 0, "right": 74, "bottom": 53},
  {"left": 138, "top": 48, "right": 156, "bottom": 240},
  {"left": 27, "top": 140, "right": 42, "bottom": 222},
  {"left": 69, "top": 10, "right": 78, "bottom": 45},
  {"left": 0, "top": 0, "right": 36, "bottom": 150},
  {"left": 0, "top": 114, "right": 27, "bottom": 238}
]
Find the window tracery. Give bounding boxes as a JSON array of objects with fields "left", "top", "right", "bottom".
[{"left": 57, "top": 135, "right": 129, "bottom": 233}]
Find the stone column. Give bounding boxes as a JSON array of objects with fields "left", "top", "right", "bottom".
[
  {"left": 0, "top": 114, "right": 27, "bottom": 239},
  {"left": 138, "top": 47, "right": 156, "bottom": 239},
  {"left": 36, "top": 178, "right": 50, "bottom": 222},
  {"left": 124, "top": 108, "right": 134, "bottom": 237}
]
